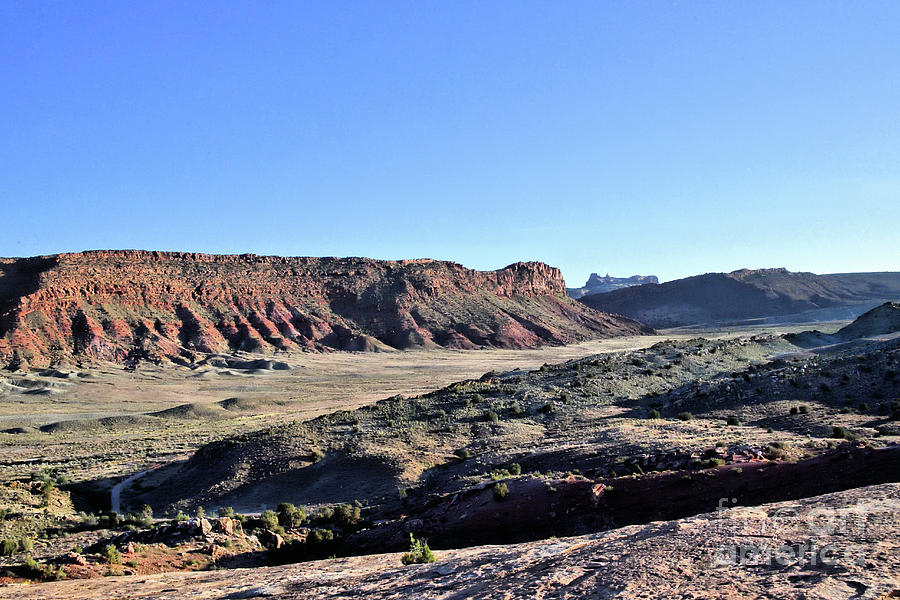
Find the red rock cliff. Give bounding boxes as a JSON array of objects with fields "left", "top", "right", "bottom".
[{"left": 0, "top": 251, "right": 650, "bottom": 368}]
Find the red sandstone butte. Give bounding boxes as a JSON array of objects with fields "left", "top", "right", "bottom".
[{"left": 0, "top": 251, "right": 651, "bottom": 368}]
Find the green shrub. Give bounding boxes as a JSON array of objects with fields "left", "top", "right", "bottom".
[
  {"left": 260, "top": 510, "right": 279, "bottom": 531},
  {"left": 726, "top": 416, "right": 741, "bottom": 426},
  {"left": 483, "top": 410, "right": 499, "bottom": 423},
  {"left": 334, "top": 503, "right": 361, "bottom": 528},
  {"left": 103, "top": 544, "right": 121, "bottom": 565},
  {"left": 277, "top": 503, "right": 306, "bottom": 529},
  {"left": 508, "top": 463, "right": 522, "bottom": 476},
  {"left": 509, "top": 401, "right": 524, "bottom": 416},
  {"left": 677, "top": 412, "right": 693, "bottom": 421},
  {"left": 831, "top": 426, "right": 860, "bottom": 441},
  {"left": 798, "top": 405, "right": 810, "bottom": 414},
  {"left": 40, "top": 480, "right": 55, "bottom": 508},
  {"left": 133, "top": 504, "right": 153, "bottom": 527},
  {"left": 538, "top": 402, "right": 554, "bottom": 414},
  {"left": 454, "top": 448, "right": 470, "bottom": 461},
  {"left": 647, "top": 409, "right": 661, "bottom": 420},
  {"left": 18, "top": 539, "right": 33, "bottom": 553},
  {"left": 493, "top": 482, "right": 509, "bottom": 501},
  {"left": 22, "top": 555, "right": 42, "bottom": 578},
  {"left": 0, "top": 540, "right": 16, "bottom": 557},
  {"left": 218, "top": 506, "right": 235, "bottom": 518},
  {"left": 307, "top": 528, "right": 334, "bottom": 545},
  {"left": 789, "top": 406, "right": 799, "bottom": 415},
  {"left": 401, "top": 533, "right": 436, "bottom": 565}
]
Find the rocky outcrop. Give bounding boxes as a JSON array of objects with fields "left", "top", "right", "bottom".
[
  {"left": 567, "top": 273, "right": 658, "bottom": 298},
  {"left": 0, "top": 251, "right": 650, "bottom": 368},
  {"left": 787, "top": 301, "right": 900, "bottom": 348},
  {"left": 833, "top": 301, "right": 900, "bottom": 339},
  {"left": 579, "top": 268, "right": 900, "bottom": 327}
]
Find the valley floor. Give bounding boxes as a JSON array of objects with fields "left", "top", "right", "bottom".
[{"left": 0, "top": 322, "right": 838, "bottom": 486}]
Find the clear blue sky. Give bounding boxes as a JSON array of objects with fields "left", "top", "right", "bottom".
[{"left": 2, "top": 2, "right": 898, "bottom": 284}]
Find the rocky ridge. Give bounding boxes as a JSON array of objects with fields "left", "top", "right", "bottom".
[{"left": 0, "top": 251, "right": 649, "bottom": 368}]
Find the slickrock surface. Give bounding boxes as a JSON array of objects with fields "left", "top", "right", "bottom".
[
  {"left": 2, "top": 484, "right": 897, "bottom": 599},
  {"left": 0, "top": 251, "right": 649, "bottom": 368}
]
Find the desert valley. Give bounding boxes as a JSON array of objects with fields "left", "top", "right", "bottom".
[{"left": 0, "top": 251, "right": 897, "bottom": 599}]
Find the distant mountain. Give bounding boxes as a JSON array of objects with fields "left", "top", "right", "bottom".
[
  {"left": 578, "top": 268, "right": 900, "bottom": 328},
  {"left": 567, "top": 273, "right": 658, "bottom": 299}
]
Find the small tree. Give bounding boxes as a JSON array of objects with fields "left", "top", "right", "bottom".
[
  {"left": 103, "top": 544, "right": 121, "bottom": 565},
  {"left": 137, "top": 504, "right": 153, "bottom": 527},
  {"left": 334, "top": 503, "right": 361, "bottom": 528},
  {"left": 41, "top": 480, "right": 55, "bottom": 508},
  {"left": 493, "top": 482, "right": 509, "bottom": 501},
  {"left": 260, "top": 509, "right": 279, "bottom": 531},
  {"left": 401, "top": 533, "right": 436, "bottom": 565},
  {"left": 307, "top": 528, "right": 334, "bottom": 545},
  {"left": 277, "top": 503, "right": 306, "bottom": 529}
]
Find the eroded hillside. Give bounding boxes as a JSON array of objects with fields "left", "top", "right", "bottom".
[{"left": 0, "top": 251, "right": 649, "bottom": 368}]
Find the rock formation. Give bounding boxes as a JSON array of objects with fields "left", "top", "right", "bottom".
[
  {"left": 567, "top": 273, "right": 658, "bottom": 298},
  {"left": 0, "top": 251, "right": 650, "bottom": 368}
]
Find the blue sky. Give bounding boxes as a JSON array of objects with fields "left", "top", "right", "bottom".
[{"left": 2, "top": 2, "right": 898, "bottom": 284}]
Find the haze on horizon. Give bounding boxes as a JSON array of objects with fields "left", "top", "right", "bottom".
[{"left": 2, "top": 2, "right": 898, "bottom": 285}]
